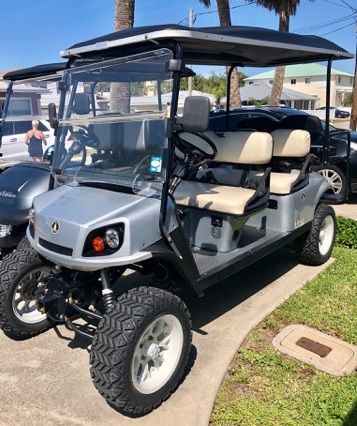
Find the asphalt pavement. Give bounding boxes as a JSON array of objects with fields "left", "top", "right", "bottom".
[{"left": 0, "top": 248, "right": 333, "bottom": 426}]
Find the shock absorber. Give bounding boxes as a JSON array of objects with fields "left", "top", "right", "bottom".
[{"left": 100, "top": 269, "right": 115, "bottom": 311}]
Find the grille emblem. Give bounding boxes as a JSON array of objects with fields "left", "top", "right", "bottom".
[{"left": 51, "top": 221, "right": 60, "bottom": 234}]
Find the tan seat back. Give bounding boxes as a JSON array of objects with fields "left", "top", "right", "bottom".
[
  {"left": 271, "top": 129, "right": 310, "bottom": 157},
  {"left": 178, "top": 130, "right": 273, "bottom": 165},
  {"left": 268, "top": 129, "right": 312, "bottom": 195}
]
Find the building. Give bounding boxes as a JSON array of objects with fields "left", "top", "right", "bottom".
[
  {"left": 0, "top": 72, "right": 56, "bottom": 117},
  {"left": 244, "top": 63, "right": 353, "bottom": 108},
  {"left": 239, "top": 82, "right": 317, "bottom": 109}
]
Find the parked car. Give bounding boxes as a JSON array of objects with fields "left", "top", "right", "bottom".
[
  {"left": 315, "top": 106, "right": 350, "bottom": 119},
  {"left": 209, "top": 107, "right": 353, "bottom": 196},
  {"left": 209, "top": 106, "right": 307, "bottom": 131},
  {"left": 0, "top": 116, "right": 55, "bottom": 160}
]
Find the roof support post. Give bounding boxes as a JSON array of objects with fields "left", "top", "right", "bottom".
[
  {"left": 159, "top": 42, "right": 183, "bottom": 258},
  {"left": 322, "top": 58, "right": 333, "bottom": 164},
  {"left": 1, "top": 82, "right": 13, "bottom": 122}
]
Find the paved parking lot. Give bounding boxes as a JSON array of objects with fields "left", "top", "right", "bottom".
[{"left": 0, "top": 248, "right": 332, "bottom": 426}]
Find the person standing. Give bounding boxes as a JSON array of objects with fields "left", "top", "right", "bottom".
[{"left": 25, "top": 119, "right": 47, "bottom": 162}]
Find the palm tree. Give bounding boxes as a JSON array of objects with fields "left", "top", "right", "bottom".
[
  {"left": 199, "top": 0, "right": 241, "bottom": 108},
  {"left": 110, "top": 0, "right": 136, "bottom": 112},
  {"left": 246, "top": 0, "right": 314, "bottom": 106}
]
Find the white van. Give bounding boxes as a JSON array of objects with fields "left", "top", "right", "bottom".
[{"left": 0, "top": 116, "right": 55, "bottom": 160}]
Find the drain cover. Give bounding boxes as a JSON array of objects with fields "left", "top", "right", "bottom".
[
  {"left": 296, "top": 337, "right": 332, "bottom": 358},
  {"left": 272, "top": 324, "right": 357, "bottom": 376}
]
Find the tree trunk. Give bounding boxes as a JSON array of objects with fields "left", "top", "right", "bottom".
[
  {"left": 269, "top": 65, "right": 285, "bottom": 106},
  {"left": 216, "top": 0, "right": 241, "bottom": 108},
  {"left": 229, "top": 70, "right": 241, "bottom": 108},
  {"left": 114, "top": 0, "right": 135, "bottom": 30},
  {"left": 269, "top": 12, "right": 289, "bottom": 106},
  {"left": 110, "top": 0, "right": 135, "bottom": 113}
]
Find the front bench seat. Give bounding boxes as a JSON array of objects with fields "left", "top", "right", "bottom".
[{"left": 174, "top": 130, "right": 273, "bottom": 215}]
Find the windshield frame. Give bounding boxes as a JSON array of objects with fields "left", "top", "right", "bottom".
[{"left": 51, "top": 49, "right": 176, "bottom": 199}]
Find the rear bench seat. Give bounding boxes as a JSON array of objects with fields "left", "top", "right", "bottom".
[
  {"left": 250, "top": 128, "right": 312, "bottom": 195},
  {"left": 193, "top": 128, "right": 312, "bottom": 196},
  {"left": 174, "top": 130, "right": 273, "bottom": 215}
]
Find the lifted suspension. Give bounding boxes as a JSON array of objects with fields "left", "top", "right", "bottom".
[{"left": 100, "top": 269, "right": 115, "bottom": 310}]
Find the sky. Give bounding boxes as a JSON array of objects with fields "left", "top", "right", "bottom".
[{"left": 1, "top": 0, "right": 356, "bottom": 76}]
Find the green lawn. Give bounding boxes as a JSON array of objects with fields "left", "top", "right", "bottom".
[{"left": 210, "top": 246, "right": 357, "bottom": 426}]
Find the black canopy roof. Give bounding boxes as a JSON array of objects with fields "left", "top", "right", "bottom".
[
  {"left": 3, "top": 62, "right": 67, "bottom": 82},
  {"left": 61, "top": 24, "right": 353, "bottom": 67}
]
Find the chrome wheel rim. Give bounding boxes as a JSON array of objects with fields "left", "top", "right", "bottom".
[{"left": 317, "top": 169, "right": 343, "bottom": 194}]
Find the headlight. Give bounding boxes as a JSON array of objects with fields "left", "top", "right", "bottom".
[
  {"left": 105, "top": 228, "right": 120, "bottom": 249},
  {"left": 82, "top": 224, "right": 124, "bottom": 256},
  {"left": 350, "top": 142, "right": 357, "bottom": 152}
]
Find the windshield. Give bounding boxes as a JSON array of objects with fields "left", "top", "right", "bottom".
[
  {"left": 52, "top": 50, "right": 174, "bottom": 198},
  {"left": 0, "top": 72, "right": 60, "bottom": 162}
]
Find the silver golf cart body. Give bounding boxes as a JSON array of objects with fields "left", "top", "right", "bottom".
[
  {"left": 0, "top": 24, "right": 353, "bottom": 416},
  {"left": 29, "top": 25, "right": 352, "bottom": 290}
]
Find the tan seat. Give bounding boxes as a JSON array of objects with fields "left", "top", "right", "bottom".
[
  {"left": 174, "top": 181, "right": 256, "bottom": 215},
  {"left": 268, "top": 129, "right": 311, "bottom": 195},
  {"left": 174, "top": 130, "right": 273, "bottom": 215}
]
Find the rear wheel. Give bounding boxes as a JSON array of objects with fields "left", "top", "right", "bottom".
[
  {"left": 295, "top": 204, "right": 336, "bottom": 266},
  {"left": 90, "top": 286, "right": 192, "bottom": 416},
  {"left": 0, "top": 247, "right": 52, "bottom": 340}
]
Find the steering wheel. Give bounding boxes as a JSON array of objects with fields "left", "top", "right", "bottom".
[
  {"left": 174, "top": 131, "right": 217, "bottom": 161},
  {"left": 59, "top": 127, "right": 100, "bottom": 169},
  {"left": 72, "top": 127, "right": 100, "bottom": 149},
  {"left": 132, "top": 173, "right": 147, "bottom": 195}
]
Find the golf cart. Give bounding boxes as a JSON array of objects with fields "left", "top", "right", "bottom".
[
  {"left": 0, "top": 25, "right": 353, "bottom": 416},
  {"left": 0, "top": 63, "right": 66, "bottom": 255}
]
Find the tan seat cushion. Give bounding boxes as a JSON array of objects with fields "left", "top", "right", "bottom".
[
  {"left": 174, "top": 181, "right": 255, "bottom": 215},
  {"left": 270, "top": 172, "right": 300, "bottom": 195},
  {"left": 248, "top": 170, "right": 299, "bottom": 195}
]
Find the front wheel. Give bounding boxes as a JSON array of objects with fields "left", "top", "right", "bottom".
[
  {"left": 295, "top": 204, "right": 336, "bottom": 266},
  {"left": 0, "top": 247, "right": 52, "bottom": 340},
  {"left": 90, "top": 286, "right": 192, "bottom": 416}
]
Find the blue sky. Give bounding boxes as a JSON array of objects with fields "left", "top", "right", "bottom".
[{"left": 1, "top": 0, "right": 356, "bottom": 76}]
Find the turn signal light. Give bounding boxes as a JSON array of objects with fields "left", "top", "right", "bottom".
[{"left": 92, "top": 236, "right": 105, "bottom": 252}]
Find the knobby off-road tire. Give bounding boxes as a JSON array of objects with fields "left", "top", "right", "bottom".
[
  {"left": 0, "top": 235, "right": 30, "bottom": 260},
  {"left": 13, "top": 235, "right": 32, "bottom": 253},
  {"left": 0, "top": 247, "right": 52, "bottom": 340},
  {"left": 295, "top": 204, "right": 336, "bottom": 266},
  {"left": 90, "top": 286, "right": 192, "bottom": 416}
]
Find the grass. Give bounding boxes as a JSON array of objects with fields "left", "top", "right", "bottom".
[{"left": 210, "top": 246, "right": 357, "bottom": 426}]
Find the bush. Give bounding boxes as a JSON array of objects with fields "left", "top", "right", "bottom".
[{"left": 335, "top": 216, "right": 357, "bottom": 249}]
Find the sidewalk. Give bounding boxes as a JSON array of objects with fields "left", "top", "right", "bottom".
[{"left": 333, "top": 194, "right": 357, "bottom": 220}]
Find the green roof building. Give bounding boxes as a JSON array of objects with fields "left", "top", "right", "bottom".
[{"left": 245, "top": 63, "right": 353, "bottom": 109}]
